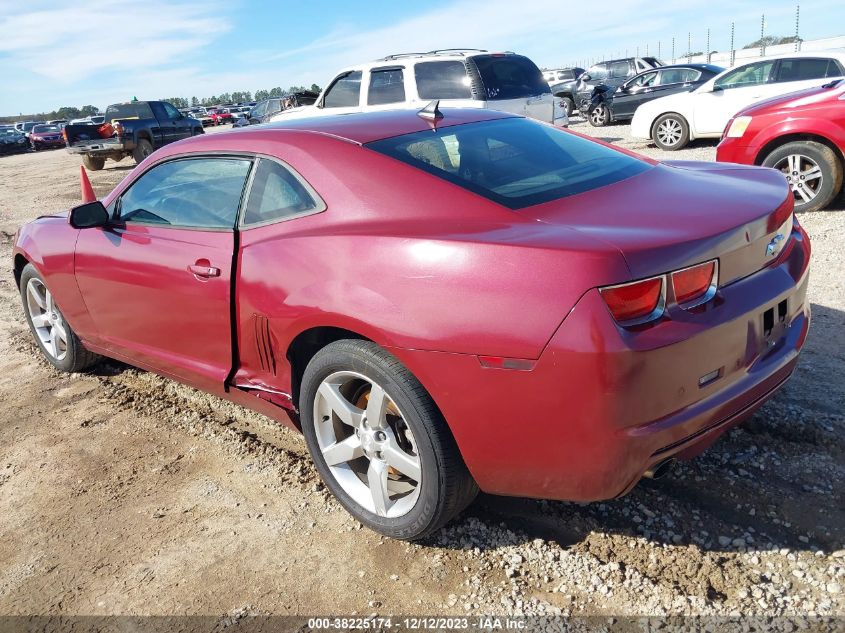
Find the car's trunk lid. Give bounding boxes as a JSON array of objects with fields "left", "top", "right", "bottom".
[{"left": 516, "top": 161, "right": 793, "bottom": 284}]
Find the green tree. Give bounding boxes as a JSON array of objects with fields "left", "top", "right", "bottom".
[
  {"left": 268, "top": 86, "right": 284, "bottom": 98},
  {"left": 310, "top": 84, "right": 321, "bottom": 93},
  {"left": 191, "top": 96, "right": 199, "bottom": 106},
  {"left": 254, "top": 89, "right": 269, "bottom": 101},
  {"left": 80, "top": 105, "right": 100, "bottom": 116},
  {"left": 55, "top": 106, "right": 82, "bottom": 120},
  {"left": 743, "top": 35, "right": 802, "bottom": 49}
]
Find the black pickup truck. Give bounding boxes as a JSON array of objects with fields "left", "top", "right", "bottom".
[{"left": 65, "top": 100, "right": 204, "bottom": 170}]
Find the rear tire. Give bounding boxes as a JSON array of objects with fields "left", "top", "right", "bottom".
[
  {"left": 300, "top": 339, "right": 478, "bottom": 540},
  {"left": 762, "top": 141, "right": 842, "bottom": 213},
  {"left": 132, "top": 139, "right": 153, "bottom": 164},
  {"left": 82, "top": 155, "right": 105, "bottom": 171},
  {"left": 20, "top": 264, "right": 100, "bottom": 373},
  {"left": 652, "top": 113, "right": 690, "bottom": 151}
]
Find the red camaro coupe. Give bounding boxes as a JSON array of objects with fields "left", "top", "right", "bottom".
[{"left": 14, "top": 108, "right": 811, "bottom": 540}]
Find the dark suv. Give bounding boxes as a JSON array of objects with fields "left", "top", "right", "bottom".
[{"left": 551, "top": 57, "right": 664, "bottom": 116}]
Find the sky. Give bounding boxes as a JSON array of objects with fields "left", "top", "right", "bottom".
[{"left": 0, "top": 0, "right": 842, "bottom": 116}]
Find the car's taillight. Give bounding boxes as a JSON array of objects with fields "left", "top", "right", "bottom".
[
  {"left": 672, "top": 260, "right": 718, "bottom": 306},
  {"left": 599, "top": 276, "right": 664, "bottom": 324}
]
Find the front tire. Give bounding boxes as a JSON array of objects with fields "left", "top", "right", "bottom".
[
  {"left": 300, "top": 340, "right": 477, "bottom": 540},
  {"left": 652, "top": 113, "right": 690, "bottom": 151},
  {"left": 82, "top": 154, "right": 105, "bottom": 171},
  {"left": 20, "top": 264, "right": 100, "bottom": 373},
  {"left": 762, "top": 141, "right": 843, "bottom": 213},
  {"left": 589, "top": 103, "right": 611, "bottom": 127}
]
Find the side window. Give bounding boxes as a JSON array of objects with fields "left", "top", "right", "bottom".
[
  {"left": 714, "top": 61, "right": 775, "bottom": 90},
  {"left": 368, "top": 67, "right": 406, "bottom": 105},
  {"left": 242, "top": 159, "right": 324, "bottom": 226},
  {"left": 323, "top": 71, "right": 363, "bottom": 108},
  {"left": 608, "top": 61, "right": 632, "bottom": 78},
  {"left": 162, "top": 103, "right": 181, "bottom": 119},
  {"left": 586, "top": 64, "right": 609, "bottom": 81},
  {"left": 775, "top": 58, "right": 835, "bottom": 82},
  {"left": 118, "top": 158, "right": 252, "bottom": 229},
  {"left": 251, "top": 101, "right": 268, "bottom": 119},
  {"left": 267, "top": 99, "right": 282, "bottom": 115},
  {"left": 628, "top": 71, "right": 658, "bottom": 88},
  {"left": 414, "top": 61, "right": 472, "bottom": 99},
  {"left": 659, "top": 68, "right": 700, "bottom": 84},
  {"left": 827, "top": 60, "right": 845, "bottom": 77}
]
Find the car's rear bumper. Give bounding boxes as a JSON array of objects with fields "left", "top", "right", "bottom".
[
  {"left": 391, "top": 224, "right": 811, "bottom": 502},
  {"left": 67, "top": 139, "right": 132, "bottom": 155}
]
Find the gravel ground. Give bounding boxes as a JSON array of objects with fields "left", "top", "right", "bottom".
[{"left": 0, "top": 122, "right": 842, "bottom": 619}]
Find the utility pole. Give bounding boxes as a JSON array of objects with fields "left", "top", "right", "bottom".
[
  {"left": 671, "top": 37, "right": 675, "bottom": 63},
  {"left": 687, "top": 32, "right": 692, "bottom": 62},
  {"left": 706, "top": 28, "right": 711, "bottom": 63},
  {"left": 795, "top": 3, "right": 801, "bottom": 51},
  {"left": 730, "top": 22, "right": 735, "bottom": 67},
  {"left": 760, "top": 13, "right": 766, "bottom": 57}
]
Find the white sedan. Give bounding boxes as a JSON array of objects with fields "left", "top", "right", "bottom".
[{"left": 631, "top": 51, "right": 845, "bottom": 150}]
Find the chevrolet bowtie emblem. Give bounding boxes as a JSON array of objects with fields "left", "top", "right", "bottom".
[{"left": 766, "top": 233, "right": 785, "bottom": 257}]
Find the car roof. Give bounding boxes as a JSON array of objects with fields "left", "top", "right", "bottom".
[
  {"left": 729, "top": 48, "right": 845, "bottom": 65},
  {"left": 330, "top": 50, "right": 521, "bottom": 75},
  {"left": 652, "top": 63, "right": 721, "bottom": 70},
  {"left": 215, "top": 108, "right": 518, "bottom": 145}
]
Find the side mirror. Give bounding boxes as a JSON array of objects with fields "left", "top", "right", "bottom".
[
  {"left": 580, "top": 74, "right": 591, "bottom": 82},
  {"left": 69, "top": 201, "right": 109, "bottom": 229}
]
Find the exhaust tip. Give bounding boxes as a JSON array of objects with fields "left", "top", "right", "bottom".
[{"left": 644, "top": 458, "right": 676, "bottom": 480}]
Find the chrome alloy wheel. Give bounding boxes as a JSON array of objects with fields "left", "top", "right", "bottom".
[
  {"left": 656, "top": 118, "right": 683, "bottom": 147},
  {"left": 590, "top": 104, "right": 608, "bottom": 125},
  {"left": 775, "top": 154, "right": 823, "bottom": 205},
  {"left": 314, "top": 371, "right": 421, "bottom": 518},
  {"left": 25, "top": 278, "right": 67, "bottom": 361}
]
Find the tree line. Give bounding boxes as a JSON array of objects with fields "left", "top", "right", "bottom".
[
  {"left": 1, "top": 84, "right": 322, "bottom": 123},
  {"left": 0, "top": 104, "right": 100, "bottom": 124},
  {"left": 161, "top": 85, "right": 322, "bottom": 109}
]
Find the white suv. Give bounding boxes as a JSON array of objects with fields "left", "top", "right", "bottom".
[
  {"left": 631, "top": 50, "right": 845, "bottom": 150},
  {"left": 269, "top": 49, "right": 568, "bottom": 127}
]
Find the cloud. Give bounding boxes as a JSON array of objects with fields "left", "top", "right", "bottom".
[
  {"left": 0, "top": 0, "right": 229, "bottom": 83},
  {"left": 252, "top": 0, "right": 690, "bottom": 87},
  {"left": 2, "top": 0, "right": 840, "bottom": 115}
]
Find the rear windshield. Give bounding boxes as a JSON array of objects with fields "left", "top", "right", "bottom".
[
  {"left": 33, "top": 125, "right": 60, "bottom": 133},
  {"left": 474, "top": 55, "right": 550, "bottom": 100},
  {"left": 367, "top": 117, "right": 650, "bottom": 209},
  {"left": 105, "top": 102, "right": 155, "bottom": 121}
]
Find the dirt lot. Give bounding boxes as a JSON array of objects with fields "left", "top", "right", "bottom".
[{"left": 0, "top": 121, "right": 842, "bottom": 619}]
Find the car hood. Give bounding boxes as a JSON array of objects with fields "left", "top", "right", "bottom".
[
  {"left": 516, "top": 161, "right": 792, "bottom": 284},
  {"left": 269, "top": 105, "right": 319, "bottom": 122}
]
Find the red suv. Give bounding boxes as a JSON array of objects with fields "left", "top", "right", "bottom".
[{"left": 717, "top": 79, "right": 845, "bottom": 212}]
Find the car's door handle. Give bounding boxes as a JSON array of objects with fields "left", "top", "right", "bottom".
[{"left": 188, "top": 263, "right": 220, "bottom": 278}]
